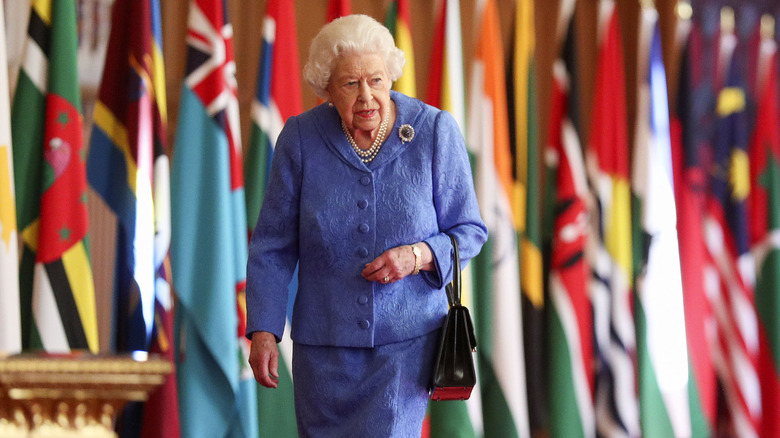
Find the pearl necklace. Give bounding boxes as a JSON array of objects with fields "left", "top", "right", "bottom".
[{"left": 342, "top": 116, "right": 389, "bottom": 163}]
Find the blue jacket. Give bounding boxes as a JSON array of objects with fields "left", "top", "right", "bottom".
[{"left": 246, "top": 91, "right": 487, "bottom": 348}]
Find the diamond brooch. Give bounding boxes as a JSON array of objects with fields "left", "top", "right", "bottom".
[{"left": 399, "top": 124, "right": 415, "bottom": 143}]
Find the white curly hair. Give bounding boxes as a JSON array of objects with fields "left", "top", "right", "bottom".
[{"left": 303, "top": 14, "right": 406, "bottom": 99}]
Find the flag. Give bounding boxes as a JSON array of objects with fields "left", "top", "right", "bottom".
[
  {"left": 86, "top": 0, "right": 179, "bottom": 435},
  {"left": 587, "top": 2, "right": 637, "bottom": 436},
  {"left": 171, "top": 1, "right": 255, "bottom": 437},
  {"left": 424, "top": 0, "right": 481, "bottom": 435},
  {"left": 467, "top": 0, "right": 529, "bottom": 436},
  {"left": 0, "top": 2, "right": 21, "bottom": 355},
  {"left": 326, "top": 0, "right": 351, "bottom": 22},
  {"left": 507, "top": 0, "right": 545, "bottom": 431},
  {"left": 748, "top": 21, "right": 780, "bottom": 437},
  {"left": 12, "top": 0, "right": 98, "bottom": 353},
  {"left": 631, "top": 9, "right": 691, "bottom": 437},
  {"left": 245, "top": 0, "right": 302, "bottom": 436},
  {"left": 704, "top": 27, "right": 761, "bottom": 437},
  {"left": 545, "top": 9, "right": 594, "bottom": 437},
  {"left": 671, "top": 22, "right": 717, "bottom": 438},
  {"left": 140, "top": 2, "right": 179, "bottom": 436},
  {"left": 385, "top": 0, "right": 416, "bottom": 97},
  {"left": 316, "top": 0, "right": 351, "bottom": 105}
]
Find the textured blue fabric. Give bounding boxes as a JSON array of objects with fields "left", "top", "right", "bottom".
[
  {"left": 246, "top": 91, "right": 487, "bottom": 347},
  {"left": 292, "top": 330, "right": 440, "bottom": 437}
]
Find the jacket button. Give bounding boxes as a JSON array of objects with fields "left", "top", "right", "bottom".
[
  {"left": 358, "top": 319, "right": 371, "bottom": 329},
  {"left": 357, "top": 199, "right": 368, "bottom": 209},
  {"left": 360, "top": 176, "right": 371, "bottom": 185},
  {"left": 357, "top": 247, "right": 369, "bottom": 257},
  {"left": 357, "top": 296, "right": 369, "bottom": 305},
  {"left": 358, "top": 223, "right": 370, "bottom": 233}
]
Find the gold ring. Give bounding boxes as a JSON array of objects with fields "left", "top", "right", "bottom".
[{"left": 384, "top": 276, "right": 390, "bottom": 283}]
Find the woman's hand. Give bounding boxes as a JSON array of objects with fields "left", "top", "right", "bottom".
[
  {"left": 249, "top": 331, "right": 280, "bottom": 388},
  {"left": 361, "top": 243, "right": 433, "bottom": 283}
]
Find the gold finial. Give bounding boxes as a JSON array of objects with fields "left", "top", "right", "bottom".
[
  {"left": 761, "top": 14, "right": 775, "bottom": 40},
  {"left": 721, "top": 6, "right": 735, "bottom": 35},
  {"left": 676, "top": 1, "right": 692, "bottom": 20}
]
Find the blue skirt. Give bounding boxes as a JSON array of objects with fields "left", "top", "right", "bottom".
[{"left": 292, "top": 330, "right": 440, "bottom": 437}]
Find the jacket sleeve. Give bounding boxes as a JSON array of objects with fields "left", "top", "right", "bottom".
[
  {"left": 245, "top": 116, "right": 302, "bottom": 342},
  {"left": 421, "top": 110, "right": 488, "bottom": 289}
]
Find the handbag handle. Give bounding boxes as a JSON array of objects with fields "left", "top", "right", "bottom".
[
  {"left": 447, "top": 233, "right": 462, "bottom": 307},
  {"left": 445, "top": 233, "right": 477, "bottom": 350}
]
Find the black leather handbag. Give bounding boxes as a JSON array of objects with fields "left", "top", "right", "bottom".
[{"left": 430, "top": 234, "right": 478, "bottom": 401}]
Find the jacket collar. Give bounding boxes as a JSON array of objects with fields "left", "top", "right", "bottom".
[{"left": 313, "top": 91, "right": 425, "bottom": 171}]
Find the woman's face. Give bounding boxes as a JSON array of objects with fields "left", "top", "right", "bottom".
[{"left": 326, "top": 52, "right": 392, "bottom": 136}]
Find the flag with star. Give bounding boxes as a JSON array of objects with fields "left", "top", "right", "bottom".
[
  {"left": 245, "top": 0, "right": 302, "bottom": 436},
  {"left": 0, "top": 2, "right": 21, "bottom": 355},
  {"left": 703, "top": 29, "right": 761, "bottom": 438},
  {"left": 11, "top": 0, "right": 98, "bottom": 353},
  {"left": 171, "top": 0, "right": 255, "bottom": 437}
]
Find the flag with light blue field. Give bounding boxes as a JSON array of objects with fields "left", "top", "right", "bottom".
[
  {"left": 171, "top": 1, "right": 255, "bottom": 437},
  {"left": 245, "top": 0, "right": 302, "bottom": 436}
]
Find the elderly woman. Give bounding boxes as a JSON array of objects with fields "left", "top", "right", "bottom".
[{"left": 246, "top": 14, "right": 487, "bottom": 436}]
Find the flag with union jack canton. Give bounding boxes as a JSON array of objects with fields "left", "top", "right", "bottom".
[{"left": 171, "top": 0, "right": 255, "bottom": 437}]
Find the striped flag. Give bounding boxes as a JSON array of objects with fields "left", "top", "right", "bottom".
[
  {"left": 86, "top": 0, "right": 179, "bottom": 436},
  {"left": 0, "top": 2, "right": 21, "bottom": 355},
  {"left": 631, "top": 8, "right": 691, "bottom": 437},
  {"left": 546, "top": 8, "right": 595, "bottom": 437},
  {"left": 587, "top": 2, "right": 637, "bottom": 436},
  {"left": 704, "top": 26, "right": 761, "bottom": 438},
  {"left": 748, "top": 20, "right": 780, "bottom": 437},
  {"left": 11, "top": 0, "right": 98, "bottom": 353},
  {"left": 467, "top": 0, "right": 529, "bottom": 436},
  {"left": 140, "top": 4, "right": 179, "bottom": 436},
  {"left": 245, "top": 0, "right": 302, "bottom": 436},
  {"left": 671, "top": 23, "right": 717, "bottom": 438},
  {"left": 508, "top": 0, "right": 545, "bottom": 432},
  {"left": 385, "top": 0, "right": 416, "bottom": 97},
  {"left": 171, "top": 1, "right": 255, "bottom": 437},
  {"left": 424, "top": 0, "right": 481, "bottom": 436}
]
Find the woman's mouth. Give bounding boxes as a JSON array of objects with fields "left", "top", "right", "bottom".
[{"left": 356, "top": 109, "right": 377, "bottom": 119}]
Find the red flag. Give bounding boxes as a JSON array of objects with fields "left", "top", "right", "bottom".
[
  {"left": 588, "top": 3, "right": 638, "bottom": 435},
  {"left": 326, "top": 0, "right": 351, "bottom": 22},
  {"left": 748, "top": 26, "right": 780, "bottom": 438},
  {"left": 670, "top": 24, "right": 717, "bottom": 435}
]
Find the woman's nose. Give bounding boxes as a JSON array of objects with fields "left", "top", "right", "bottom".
[{"left": 358, "top": 81, "right": 372, "bottom": 102}]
